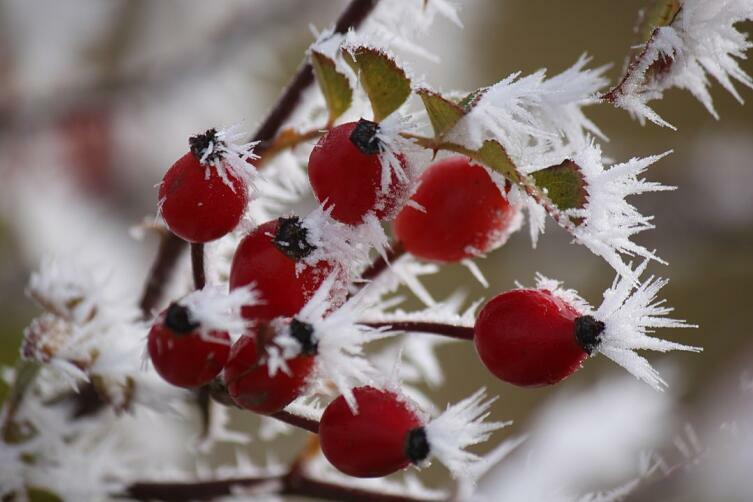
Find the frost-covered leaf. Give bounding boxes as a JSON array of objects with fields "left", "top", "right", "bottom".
[
  {"left": 541, "top": 143, "right": 674, "bottom": 279},
  {"left": 417, "top": 88, "right": 466, "bottom": 137},
  {"left": 311, "top": 50, "right": 353, "bottom": 123},
  {"left": 604, "top": 0, "right": 753, "bottom": 126},
  {"left": 348, "top": 46, "right": 412, "bottom": 121},
  {"left": 475, "top": 140, "right": 520, "bottom": 181},
  {"left": 531, "top": 159, "right": 588, "bottom": 213}
]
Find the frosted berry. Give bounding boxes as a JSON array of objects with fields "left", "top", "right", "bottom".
[
  {"left": 394, "top": 156, "right": 518, "bottom": 262},
  {"left": 223, "top": 325, "right": 315, "bottom": 413},
  {"left": 159, "top": 129, "right": 247, "bottom": 243},
  {"left": 473, "top": 289, "right": 604, "bottom": 387},
  {"left": 319, "top": 386, "right": 426, "bottom": 478},
  {"left": 147, "top": 303, "right": 231, "bottom": 388},
  {"left": 308, "top": 119, "right": 409, "bottom": 225},
  {"left": 229, "top": 218, "right": 337, "bottom": 322}
]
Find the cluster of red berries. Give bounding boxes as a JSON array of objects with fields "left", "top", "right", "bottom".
[{"left": 149, "top": 120, "right": 537, "bottom": 478}]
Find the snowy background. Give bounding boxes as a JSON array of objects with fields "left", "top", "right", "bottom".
[{"left": 1, "top": 0, "right": 752, "bottom": 500}]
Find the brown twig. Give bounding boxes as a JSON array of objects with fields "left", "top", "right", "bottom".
[
  {"left": 190, "top": 242, "right": 206, "bottom": 290},
  {"left": 138, "top": 231, "right": 187, "bottom": 318},
  {"left": 124, "top": 473, "right": 435, "bottom": 502},
  {"left": 269, "top": 410, "right": 321, "bottom": 434},
  {"left": 364, "top": 321, "right": 474, "bottom": 341},
  {"left": 251, "top": 0, "right": 379, "bottom": 154}
]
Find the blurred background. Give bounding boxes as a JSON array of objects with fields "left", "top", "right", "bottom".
[{"left": 1, "top": 1, "right": 752, "bottom": 500}]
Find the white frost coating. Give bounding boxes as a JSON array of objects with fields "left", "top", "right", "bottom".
[
  {"left": 562, "top": 142, "right": 675, "bottom": 280},
  {"left": 296, "top": 275, "right": 396, "bottom": 411},
  {"left": 590, "top": 262, "right": 700, "bottom": 391},
  {"left": 460, "top": 259, "right": 489, "bottom": 288},
  {"left": 454, "top": 435, "right": 527, "bottom": 501},
  {"left": 446, "top": 56, "right": 609, "bottom": 165},
  {"left": 356, "top": 254, "right": 439, "bottom": 310},
  {"left": 375, "top": 114, "right": 418, "bottom": 200},
  {"left": 177, "top": 284, "right": 259, "bottom": 341},
  {"left": 362, "top": 0, "right": 463, "bottom": 62},
  {"left": 509, "top": 184, "right": 547, "bottom": 248},
  {"left": 611, "top": 0, "right": 753, "bottom": 127},
  {"left": 297, "top": 205, "right": 389, "bottom": 275},
  {"left": 195, "top": 124, "right": 260, "bottom": 191},
  {"left": 528, "top": 273, "right": 593, "bottom": 315},
  {"left": 423, "top": 388, "right": 510, "bottom": 480},
  {"left": 250, "top": 151, "right": 311, "bottom": 223}
]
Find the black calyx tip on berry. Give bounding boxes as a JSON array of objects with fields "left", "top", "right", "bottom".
[
  {"left": 164, "top": 303, "right": 200, "bottom": 334},
  {"left": 189, "top": 128, "right": 225, "bottom": 163},
  {"left": 289, "top": 318, "right": 318, "bottom": 356},
  {"left": 405, "top": 426, "right": 431, "bottom": 464},
  {"left": 574, "top": 315, "right": 605, "bottom": 355},
  {"left": 273, "top": 216, "right": 316, "bottom": 260},
  {"left": 349, "top": 118, "right": 381, "bottom": 155}
]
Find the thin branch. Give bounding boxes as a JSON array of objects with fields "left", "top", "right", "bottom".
[
  {"left": 270, "top": 410, "right": 321, "bottom": 434},
  {"left": 256, "top": 126, "right": 327, "bottom": 166},
  {"left": 124, "top": 472, "right": 436, "bottom": 502},
  {"left": 251, "top": 0, "right": 379, "bottom": 152},
  {"left": 138, "top": 0, "right": 379, "bottom": 317},
  {"left": 190, "top": 242, "right": 206, "bottom": 290},
  {"left": 138, "top": 231, "right": 187, "bottom": 318},
  {"left": 364, "top": 321, "right": 474, "bottom": 341}
]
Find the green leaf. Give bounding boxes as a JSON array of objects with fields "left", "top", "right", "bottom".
[
  {"left": 310, "top": 51, "right": 352, "bottom": 124},
  {"left": 2, "top": 360, "right": 40, "bottom": 443},
  {"left": 28, "top": 487, "right": 64, "bottom": 502},
  {"left": 457, "top": 87, "right": 489, "bottom": 112},
  {"left": 417, "top": 89, "right": 465, "bottom": 137},
  {"left": 531, "top": 159, "right": 588, "bottom": 212},
  {"left": 349, "top": 47, "right": 412, "bottom": 121},
  {"left": 475, "top": 140, "right": 520, "bottom": 182}
]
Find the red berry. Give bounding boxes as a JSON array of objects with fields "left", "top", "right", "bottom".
[
  {"left": 394, "top": 156, "right": 518, "bottom": 262},
  {"left": 147, "top": 303, "right": 231, "bottom": 388},
  {"left": 319, "top": 387, "right": 425, "bottom": 478},
  {"left": 223, "top": 331, "right": 315, "bottom": 413},
  {"left": 229, "top": 218, "right": 339, "bottom": 322},
  {"left": 473, "top": 289, "right": 604, "bottom": 387},
  {"left": 308, "top": 119, "right": 410, "bottom": 225},
  {"left": 159, "top": 130, "right": 247, "bottom": 243}
]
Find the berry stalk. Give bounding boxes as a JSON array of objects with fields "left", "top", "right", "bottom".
[{"left": 363, "top": 320, "right": 474, "bottom": 341}]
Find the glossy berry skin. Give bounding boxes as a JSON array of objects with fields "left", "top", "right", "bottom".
[
  {"left": 394, "top": 156, "right": 517, "bottom": 262},
  {"left": 229, "top": 220, "right": 335, "bottom": 322},
  {"left": 320, "top": 387, "right": 423, "bottom": 478},
  {"left": 159, "top": 152, "right": 247, "bottom": 243},
  {"left": 223, "top": 333, "right": 315, "bottom": 414},
  {"left": 308, "top": 121, "right": 409, "bottom": 225},
  {"left": 473, "top": 289, "right": 588, "bottom": 387},
  {"left": 147, "top": 310, "right": 231, "bottom": 388}
]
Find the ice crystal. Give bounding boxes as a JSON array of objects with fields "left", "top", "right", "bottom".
[
  {"left": 609, "top": 0, "right": 753, "bottom": 127},
  {"left": 176, "top": 284, "right": 259, "bottom": 341},
  {"left": 295, "top": 275, "right": 395, "bottom": 411},
  {"left": 525, "top": 262, "right": 700, "bottom": 390},
  {"left": 424, "top": 389, "right": 510, "bottom": 480},
  {"left": 591, "top": 262, "right": 701, "bottom": 390},
  {"left": 192, "top": 124, "right": 259, "bottom": 191},
  {"left": 447, "top": 56, "right": 608, "bottom": 164}
]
